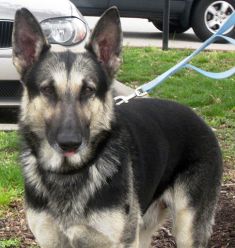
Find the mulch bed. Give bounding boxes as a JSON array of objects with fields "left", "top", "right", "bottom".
[{"left": 0, "top": 171, "right": 234, "bottom": 247}]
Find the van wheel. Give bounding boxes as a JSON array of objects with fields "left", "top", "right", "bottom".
[
  {"left": 152, "top": 20, "right": 189, "bottom": 33},
  {"left": 191, "top": 0, "right": 235, "bottom": 41}
]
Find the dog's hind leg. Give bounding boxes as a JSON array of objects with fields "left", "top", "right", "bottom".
[
  {"left": 139, "top": 200, "right": 169, "bottom": 248},
  {"left": 165, "top": 169, "right": 221, "bottom": 248},
  {"left": 171, "top": 187, "right": 217, "bottom": 248},
  {"left": 26, "top": 208, "right": 71, "bottom": 248},
  {"left": 163, "top": 183, "right": 196, "bottom": 248}
]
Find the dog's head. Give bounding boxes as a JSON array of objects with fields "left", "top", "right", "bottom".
[{"left": 12, "top": 7, "right": 122, "bottom": 171}]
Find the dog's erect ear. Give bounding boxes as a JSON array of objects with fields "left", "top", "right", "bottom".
[
  {"left": 12, "top": 8, "right": 50, "bottom": 75},
  {"left": 86, "top": 7, "right": 122, "bottom": 77}
]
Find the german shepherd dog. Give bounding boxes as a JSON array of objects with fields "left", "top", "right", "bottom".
[{"left": 12, "top": 7, "right": 223, "bottom": 248}]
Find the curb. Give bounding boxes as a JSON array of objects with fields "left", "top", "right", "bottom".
[{"left": 0, "top": 124, "right": 18, "bottom": 131}]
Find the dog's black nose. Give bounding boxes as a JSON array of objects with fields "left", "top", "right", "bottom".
[{"left": 57, "top": 133, "right": 82, "bottom": 152}]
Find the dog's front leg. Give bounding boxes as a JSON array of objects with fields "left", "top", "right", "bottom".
[
  {"left": 26, "top": 208, "right": 72, "bottom": 248},
  {"left": 65, "top": 225, "right": 115, "bottom": 248}
]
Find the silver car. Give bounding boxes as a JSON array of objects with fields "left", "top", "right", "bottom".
[{"left": 0, "top": 0, "right": 89, "bottom": 107}]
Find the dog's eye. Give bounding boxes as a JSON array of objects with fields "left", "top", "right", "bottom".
[
  {"left": 82, "top": 86, "right": 96, "bottom": 97},
  {"left": 40, "top": 85, "right": 54, "bottom": 97},
  {"left": 85, "top": 86, "right": 95, "bottom": 94}
]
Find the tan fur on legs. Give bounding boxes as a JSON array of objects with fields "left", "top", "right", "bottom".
[
  {"left": 26, "top": 209, "right": 71, "bottom": 248},
  {"left": 163, "top": 183, "right": 195, "bottom": 248},
  {"left": 139, "top": 200, "right": 169, "bottom": 248},
  {"left": 174, "top": 208, "right": 194, "bottom": 248}
]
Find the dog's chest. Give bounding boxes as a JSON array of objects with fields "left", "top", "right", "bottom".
[
  {"left": 46, "top": 159, "right": 120, "bottom": 214},
  {"left": 47, "top": 171, "right": 127, "bottom": 242}
]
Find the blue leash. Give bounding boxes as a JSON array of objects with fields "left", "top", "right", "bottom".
[{"left": 115, "top": 12, "right": 235, "bottom": 105}]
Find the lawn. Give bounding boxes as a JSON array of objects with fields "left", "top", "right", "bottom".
[
  {"left": 0, "top": 132, "right": 22, "bottom": 208},
  {"left": 0, "top": 47, "right": 234, "bottom": 246}
]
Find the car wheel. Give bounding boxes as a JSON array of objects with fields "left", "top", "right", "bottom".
[
  {"left": 191, "top": 0, "right": 235, "bottom": 41},
  {"left": 152, "top": 20, "right": 189, "bottom": 33}
]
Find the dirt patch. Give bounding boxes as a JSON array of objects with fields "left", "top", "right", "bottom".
[
  {"left": 0, "top": 200, "right": 37, "bottom": 247},
  {"left": 0, "top": 181, "right": 234, "bottom": 247}
]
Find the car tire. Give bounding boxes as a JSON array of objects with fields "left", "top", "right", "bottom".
[
  {"left": 152, "top": 20, "right": 189, "bottom": 33},
  {"left": 191, "top": 0, "right": 235, "bottom": 41}
]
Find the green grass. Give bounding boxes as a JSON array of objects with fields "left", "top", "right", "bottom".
[
  {"left": 118, "top": 47, "right": 235, "bottom": 127},
  {"left": 0, "top": 132, "right": 23, "bottom": 207},
  {"left": 0, "top": 238, "right": 21, "bottom": 248},
  {"left": 0, "top": 47, "right": 234, "bottom": 210}
]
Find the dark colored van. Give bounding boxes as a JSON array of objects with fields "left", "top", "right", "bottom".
[{"left": 71, "top": 0, "right": 235, "bottom": 41}]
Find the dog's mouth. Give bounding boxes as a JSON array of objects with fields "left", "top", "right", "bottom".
[{"left": 63, "top": 150, "right": 76, "bottom": 157}]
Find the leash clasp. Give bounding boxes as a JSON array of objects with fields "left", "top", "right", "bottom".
[
  {"left": 135, "top": 87, "right": 148, "bottom": 97},
  {"left": 114, "top": 87, "right": 147, "bottom": 105}
]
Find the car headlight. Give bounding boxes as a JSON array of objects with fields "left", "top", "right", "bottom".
[{"left": 41, "top": 17, "right": 87, "bottom": 46}]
